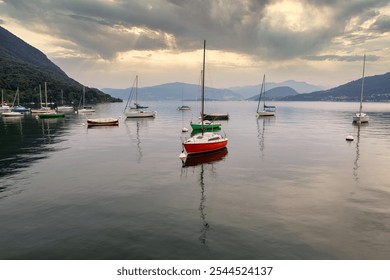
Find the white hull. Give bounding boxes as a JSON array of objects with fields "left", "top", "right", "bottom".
[
  {"left": 78, "top": 108, "right": 96, "bottom": 113},
  {"left": 256, "top": 111, "right": 275, "bottom": 117},
  {"left": 57, "top": 106, "right": 74, "bottom": 112},
  {"left": 2, "top": 112, "right": 23, "bottom": 117},
  {"left": 353, "top": 113, "right": 369, "bottom": 123},
  {"left": 87, "top": 117, "right": 119, "bottom": 126},
  {"left": 125, "top": 110, "right": 156, "bottom": 118},
  {"left": 0, "top": 106, "right": 10, "bottom": 113},
  {"left": 31, "top": 108, "right": 56, "bottom": 114}
]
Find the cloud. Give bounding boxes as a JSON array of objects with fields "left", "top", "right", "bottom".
[
  {"left": 370, "top": 15, "right": 390, "bottom": 33},
  {"left": 304, "top": 54, "right": 380, "bottom": 62},
  {"left": 1, "top": 0, "right": 390, "bottom": 61}
]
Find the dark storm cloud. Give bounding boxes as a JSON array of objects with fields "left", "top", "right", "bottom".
[
  {"left": 370, "top": 15, "right": 390, "bottom": 33},
  {"left": 1, "top": 0, "right": 390, "bottom": 60}
]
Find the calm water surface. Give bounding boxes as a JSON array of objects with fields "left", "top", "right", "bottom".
[{"left": 1, "top": 101, "right": 390, "bottom": 259}]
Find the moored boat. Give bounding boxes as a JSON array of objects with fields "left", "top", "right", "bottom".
[
  {"left": 38, "top": 112, "right": 65, "bottom": 118},
  {"left": 352, "top": 54, "right": 369, "bottom": 124},
  {"left": 77, "top": 87, "right": 96, "bottom": 113},
  {"left": 87, "top": 117, "right": 119, "bottom": 126},
  {"left": 2, "top": 111, "right": 23, "bottom": 117},
  {"left": 182, "top": 40, "right": 228, "bottom": 155},
  {"left": 202, "top": 113, "right": 229, "bottom": 120},
  {"left": 124, "top": 76, "right": 156, "bottom": 118},
  {"left": 256, "top": 74, "right": 276, "bottom": 117}
]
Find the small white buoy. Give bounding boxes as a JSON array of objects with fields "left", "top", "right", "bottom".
[
  {"left": 346, "top": 134, "right": 354, "bottom": 141},
  {"left": 179, "top": 152, "right": 187, "bottom": 159},
  {"left": 82, "top": 122, "right": 86, "bottom": 126},
  {"left": 182, "top": 127, "right": 189, "bottom": 132}
]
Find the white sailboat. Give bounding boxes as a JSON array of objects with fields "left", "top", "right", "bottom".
[
  {"left": 77, "top": 87, "right": 95, "bottom": 113},
  {"left": 57, "top": 89, "right": 74, "bottom": 112},
  {"left": 31, "top": 83, "right": 55, "bottom": 114},
  {"left": 124, "top": 75, "right": 156, "bottom": 118},
  {"left": 0, "top": 89, "right": 10, "bottom": 114},
  {"left": 256, "top": 74, "right": 275, "bottom": 117},
  {"left": 352, "top": 54, "right": 369, "bottom": 124}
]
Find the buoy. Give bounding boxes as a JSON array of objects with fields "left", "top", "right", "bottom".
[
  {"left": 182, "top": 127, "right": 189, "bottom": 132},
  {"left": 346, "top": 134, "right": 354, "bottom": 141},
  {"left": 179, "top": 152, "right": 187, "bottom": 159}
]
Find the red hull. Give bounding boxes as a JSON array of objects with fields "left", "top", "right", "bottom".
[{"left": 183, "top": 139, "right": 228, "bottom": 155}]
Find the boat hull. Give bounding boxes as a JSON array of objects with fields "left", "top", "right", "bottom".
[
  {"left": 184, "top": 140, "right": 228, "bottom": 155},
  {"left": 353, "top": 113, "right": 369, "bottom": 123},
  {"left": 256, "top": 111, "right": 275, "bottom": 117},
  {"left": 78, "top": 108, "right": 96, "bottom": 113},
  {"left": 12, "top": 107, "right": 30, "bottom": 113},
  {"left": 87, "top": 118, "right": 119, "bottom": 126},
  {"left": 177, "top": 106, "right": 191, "bottom": 111},
  {"left": 2, "top": 112, "right": 23, "bottom": 117},
  {"left": 183, "top": 132, "right": 228, "bottom": 155},
  {"left": 202, "top": 113, "right": 229, "bottom": 120},
  {"left": 57, "top": 106, "right": 74, "bottom": 112},
  {"left": 125, "top": 110, "right": 156, "bottom": 118}
]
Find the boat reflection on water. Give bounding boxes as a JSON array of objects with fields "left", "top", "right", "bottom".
[
  {"left": 181, "top": 148, "right": 228, "bottom": 245},
  {"left": 124, "top": 118, "right": 153, "bottom": 163},
  {"left": 353, "top": 124, "right": 362, "bottom": 183},
  {"left": 181, "top": 147, "right": 228, "bottom": 167}
]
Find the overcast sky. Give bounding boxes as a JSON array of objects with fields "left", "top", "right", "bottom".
[{"left": 1, "top": 0, "right": 390, "bottom": 89}]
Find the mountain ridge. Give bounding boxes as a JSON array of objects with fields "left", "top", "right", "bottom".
[{"left": 0, "top": 26, "right": 121, "bottom": 105}]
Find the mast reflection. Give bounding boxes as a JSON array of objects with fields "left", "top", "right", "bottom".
[{"left": 181, "top": 148, "right": 228, "bottom": 245}]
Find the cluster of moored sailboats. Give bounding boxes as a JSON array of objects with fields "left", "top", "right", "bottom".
[{"left": 1, "top": 41, "right": 371, "bottom": 155}]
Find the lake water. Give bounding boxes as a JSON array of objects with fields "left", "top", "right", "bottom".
[{"left": 1, "top": 101, "right": 390, "bottom": 260}]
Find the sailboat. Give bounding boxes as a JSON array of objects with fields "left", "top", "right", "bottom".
[
  {"left": 57, "top": 89, "right": 74, "bottom": 112},
  {"left": 37, "top": 82, "right": 65, "bottom": 118},
  {"left": 177, "top": 89, "right": 191, "bottom": 110},
  {"left": 77, "top": 87, "right": 95, "bottom": 113},
  {"left": 0, "top": 89, "right": 10, "bottom": 113},
  {"left": 182, "top": 40, "right": 228, "bottom": 155},
  {"left": 352, "top": 54, "right": 369, "bottom": 124},
  {"left": 124, "top": 75, "right": 156, "bottom": 118},
  {"left": 11, "top": 87, "right": 31, "bottom": 113},
  {"left": 32, "top": 83, "right": 56, "bottom": 114},
  {"left": 256, "top": 74, "right": 276, "bottom": 117}
]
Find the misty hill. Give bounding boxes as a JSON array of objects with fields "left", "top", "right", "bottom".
[
  {"left": 230, "top": 80, "right": 324, "bottom": 99},
  {"left": 103, "top": 82, "right": 242, "bottom": 101},
  {"left": 0, "top": 26, "right": 120, "bottom": 105},
  {"left": 284, "top": 72, "right": 390, "bottom": 101},
  {"left": 247, "top": 86, "right": 299, "bottom": 101}
]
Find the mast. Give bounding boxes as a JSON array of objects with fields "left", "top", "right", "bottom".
[
  {"left": 44, "top": 82, "right": 48, "bottom": 108},
  {"left": 359, "top": 54, "right": 366, "bottom": 116},
  {"left": 39, "top": 84, "right": 42, "bottom": 108},
  {"left": 135, "top": 75, "right": 138, "bottom": 104},
  {"left": 1, "top": 89, "right": 3, "bottom": 106},
  {"left": 257, "top": 74, "right": 265, "bottom": 112},
  {"left": 201, "top": 40, "right": 206, "bottom": 131},
  {"left": 83, "top": 86, "right": 85, "bottom": 108}
]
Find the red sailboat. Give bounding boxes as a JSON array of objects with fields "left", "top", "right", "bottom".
[{"left": 182, "top": 40, "right": 228, "bottom": 155}]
